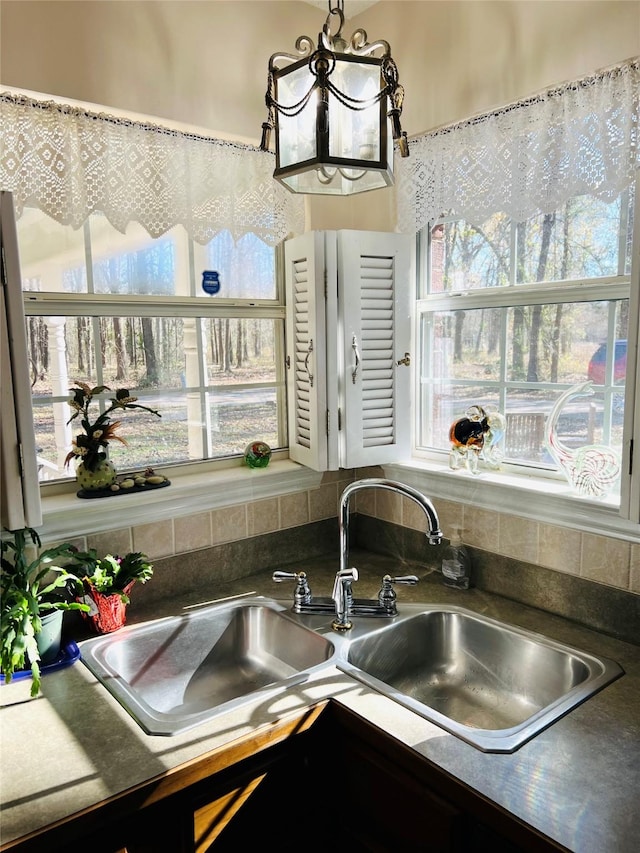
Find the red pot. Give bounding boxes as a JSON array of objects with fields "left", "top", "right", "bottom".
[{"left": 79, "top": 580, "right": 136, "bottom": 634}]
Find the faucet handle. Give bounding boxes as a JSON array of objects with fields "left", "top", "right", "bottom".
[
  {"left": 378, "top": 574, "right": 419, "bottom": 614},
  {"left": 272, "top": 570, "right": 312, "bottom": 605},
  {"left": 385, "top": 574, "right": 419, "bottom": 586}
]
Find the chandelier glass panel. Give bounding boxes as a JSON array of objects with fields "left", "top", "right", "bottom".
[{"left": 260, "top": 2, "right": 408, "bottom": 196}]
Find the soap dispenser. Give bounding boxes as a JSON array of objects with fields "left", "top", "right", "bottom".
[{"left": 441, "top": 526, "right": 471, "bottom": 589}]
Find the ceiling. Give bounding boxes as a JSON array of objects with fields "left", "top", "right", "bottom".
[{"left": 302, "top": 1, "right": 380, "bottom": 19}]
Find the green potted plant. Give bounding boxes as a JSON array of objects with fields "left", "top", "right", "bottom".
[
  {"left": 0, "top": 527, "right": 90, "bottom": 696},
  {"left": 75, "top": 550, "right": 154, "bottom": 634},
  {"left": 64, "top": 382, "right": 161, "bottom": 491}
]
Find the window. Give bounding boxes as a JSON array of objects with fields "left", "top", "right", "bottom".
[
  {"left": 415, "top": 186, "right": 636, "bottom": 507},
  {"left": 18, "top": 209, "right": 287, "bottom": 483}
]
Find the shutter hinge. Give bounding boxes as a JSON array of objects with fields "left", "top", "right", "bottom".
[
  {"left": 337, "top": 407, "right": 342, "bottom": 431},
  {"left": 324, "top": 269, "right": 328, "bottom": 299},
  {"left": 629, "top": 438, "right": 634, "bottom": 476},
  {"left": 326, "top": 409, "right": 330, "bottom": 436}
]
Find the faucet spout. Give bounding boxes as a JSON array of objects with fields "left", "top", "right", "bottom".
[
  {"left": 331, "top": 567, "right": 359, "bottom": 632},
  {"left": 339, "top": 478, "right": 443, "bottom": 575}
]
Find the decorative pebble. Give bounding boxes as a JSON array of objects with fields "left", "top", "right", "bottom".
[{"left": 146, "top": 475, "right": 165, "bottom": 484}]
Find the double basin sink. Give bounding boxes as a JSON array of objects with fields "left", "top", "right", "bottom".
[{"left": 79, "top": 595, "right": 623, "bottom": 752}]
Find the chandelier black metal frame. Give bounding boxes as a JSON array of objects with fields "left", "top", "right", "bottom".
[{"left": 260, "top": 1, "right": 409, "bottom": 196}]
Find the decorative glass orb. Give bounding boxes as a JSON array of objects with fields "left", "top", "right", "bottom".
[{"left": 244, "top": 441, "right": 272, "bottom": 469}]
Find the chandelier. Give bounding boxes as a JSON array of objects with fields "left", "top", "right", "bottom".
[{"left": 260, "top": 1, "right": 409, "bottom": 196}]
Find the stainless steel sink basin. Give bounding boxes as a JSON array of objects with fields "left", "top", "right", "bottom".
[
  {"left": 337, "top": 604, "right": 623, "bottom": 752},
  {"left": 80, "top": 596, "right": 335, "bottom": 735}
]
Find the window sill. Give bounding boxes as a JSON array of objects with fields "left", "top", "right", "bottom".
[
  {"left": 39, "top": 459, "right": 323, "bottom": 543},
  {"left": 384, "top": 459, "right": 640, "bottom": 543}
]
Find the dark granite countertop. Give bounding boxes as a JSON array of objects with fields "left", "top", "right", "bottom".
[{"left": 1, "top": 550, "right": 639, "bottom": 851}]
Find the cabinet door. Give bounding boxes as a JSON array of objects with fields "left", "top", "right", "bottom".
[
  {"left": 284, "top": 230, "right": 412, "bottom": 471},
  {"left": 284, "top": 231, "right": 330, "bottom": 471},
  {"left": 338, "top": 230, "right": 412, "bottom": 468}
]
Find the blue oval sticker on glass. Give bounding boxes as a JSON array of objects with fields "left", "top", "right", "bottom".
[{"left": 202, "top": 271, "right": 221, "bottom": 294}]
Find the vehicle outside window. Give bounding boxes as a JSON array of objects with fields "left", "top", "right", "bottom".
[
  {"left": 416, "top": 187, "right": 635, "bottom": 498},
  {"left": 587, "top": 340, "right": 627, "bottom": 385}
]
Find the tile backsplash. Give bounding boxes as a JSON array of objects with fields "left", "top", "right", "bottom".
[
  {"left": 357, "top": 488, "right": 637, "bottom": 595},
  {"left": 71, "top": 468, "right": 637, "bottom": 597}
]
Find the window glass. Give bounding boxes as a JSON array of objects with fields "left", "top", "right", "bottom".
[
  {"left": 515, "top": 196, "right": 625, "bottom": 283},
  {"left": 419, "top": 300, "right": 626, "bottom": 466},
  {"left": 429, "top": 214, "right": 511, "bottom": 293},
  {"left": 417, "top": 187, "right": 633, "bottom": 497},
  {"left": 89, "top": 221, "right": 178, "bottom": 296},
  {"left": 18, "top": 211, "right": 286, "bottom": 483},
  {"left": 427, "top": 190, "right": 634, "bottom": 294},
  {"left": 201, "top": 231, "right": 277, "bottom": 301},
  {"left": 208, "top": 388, "right": 280, "bottom": 458}
]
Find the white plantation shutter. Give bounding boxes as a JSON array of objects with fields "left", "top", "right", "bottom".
[
  {"left": 284, "top": 232, "right": 328, "bottom": 471},
  {"left": 339, "top": 231, "right": 411, "bottom": 467},
  {"left": 284, "top": 230, "right": 411, "bottom": 471},
  {"left": 0, "top": 192, "right": 42, "bottom": 528}
]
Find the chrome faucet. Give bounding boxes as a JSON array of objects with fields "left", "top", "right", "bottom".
[
  {"left": 331, "top": 567, "right": 358, "bottom": 632},
  {"left": 339, "top": 478, "right": 443, "bottom": 576},
  {"left": 274, "top": 478, "right": 442, "bottom": 630}
]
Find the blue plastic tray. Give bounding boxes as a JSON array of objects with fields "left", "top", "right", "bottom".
[{"left": 0, "top": 640, "right": 80, "bottom": 684}]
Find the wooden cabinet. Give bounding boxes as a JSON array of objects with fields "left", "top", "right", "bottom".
[{"left": 4, "top": 702, "right": 564, "bottom": 853}]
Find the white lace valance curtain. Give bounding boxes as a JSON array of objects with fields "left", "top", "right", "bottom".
[
  {"left": 396, "top": 58, "right": 640, "bottom": 234},
  {"left": 0, "top": 93, "right": 305, "bottom": 246}
]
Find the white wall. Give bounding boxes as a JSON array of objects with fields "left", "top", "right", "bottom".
[
  {"left": 1, "top": 1, "right": 639, "bottom": 594},
  {"left": 2, "top": 1, "right": 638, "bottom": 231}
]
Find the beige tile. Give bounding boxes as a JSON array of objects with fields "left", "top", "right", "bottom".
[
  {"left": 463, "top": 506, "right": 500, "bottom": 553},
  {"left": 309, "top": 482, "right": 338, "bottom": 521},
  {"left": 377, "top": 490, "right": 402, "bottom": 524},
  {"left": 211, "top": 504, "right": 247, "bottom": 545},
  {"left": 402, "top": 498, "right": 426, "bottom": 533},
  {"left": 354, "top": 488, "right": 376, "bottom": 517},
  {"left": 337, "top": 473, "right": 355, "bottom": 498},
  {"left": 630, "top": 544, "right": 640, "bottom": 593},
  {"left": 55, "top": 535, "right": 87, "bottom": 552},
  {"left": 321, "top": 470, "right": 352, "bottom": 484},
  {"left": 36, "top": 536, "right": 87, "bottom": 569},
  {"left": 86, "top": 528, "right": 132, "bottom": 557},
  {"left": 432, "top": 499, "right": 463, "bottom": 540},
  {"left": 132, "top": 520, "right": 174, "bottom": 559},
  {"left": 356, "top": 465, "right": 384, "bottom": 479},
  {"left": 537, "top": 523, "right": 582, "bottom": 575},
  {"left": 498, "top": 514, "right": 538, "bottom": 564},
  {"left": 399, "top": 494, "right": 447, "bottom": 534},
  {"left": 248, "top": 497, "right": 280, "bottom": 537},
  {"left": 581, "top": 533, "right": 630, "bottom": 588},
  {"left": 174, "top": 511, "right": 212, "bottom": 553},
  {"left": 279, "top": 492, "right": 309, "bottom": 529}
]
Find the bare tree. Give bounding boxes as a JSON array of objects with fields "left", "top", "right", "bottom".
[
  {"left": 113, "top": 317, "right": 127, "bottom": 382},
  {"left": 527, "top": 213, "right": 556, "bottom": 382}
]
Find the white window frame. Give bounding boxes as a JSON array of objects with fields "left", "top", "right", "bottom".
[
  {"left": 21, "top": 220, "right": 289, "bottom": 490},
  {"left": 391, "top": 174, "right": 640, "bottom": 542},
  {"left": 5, "top": 215, "right": 321, "bottom": 543}
]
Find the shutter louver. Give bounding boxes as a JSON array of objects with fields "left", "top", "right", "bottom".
[
  {"left": 284, "top": 230, "right": 410, "bottom": 472},
  {"left": 293, "top": 258, "right": 312, "bottom": 449},
  {"left": 360, "top": 255, "right": 395, "bottom": 447},
  {"left": 284, "top": 232, "right": 328, "bottom": 471},
  {"left": 339, "top": 230, "right": 411, "bottom": 468}
]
